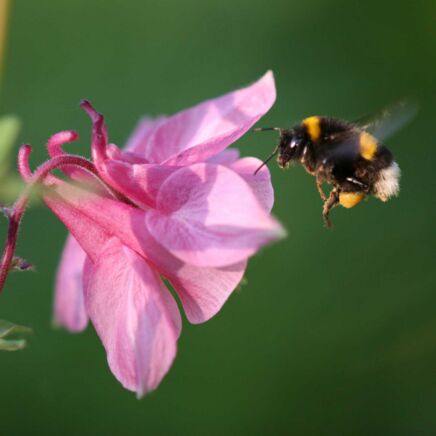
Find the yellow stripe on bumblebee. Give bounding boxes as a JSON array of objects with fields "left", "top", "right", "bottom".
[
  {"left": 359, "top": 131, "right": 378, "bottom": 160},
  {"left": 303, "top": 116, "right": 321, "bottom": 142}
]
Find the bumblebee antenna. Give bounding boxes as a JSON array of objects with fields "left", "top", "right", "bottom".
[
  {"left": 253, "top": 127, "right": 283, "bottom": 175},
  {"left": 254, "top": 145, "right": 280, "bottom": 175},
  {"left": 253, "top": 127, "right": 282, "bottom": 133}
]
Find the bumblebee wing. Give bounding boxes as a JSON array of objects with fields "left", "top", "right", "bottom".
[
  {"left": 331, "top": 135, "right": 361, "bottom": 161},
  {"left": 354, "top": 100, "right": 418, "bottom": 141}
]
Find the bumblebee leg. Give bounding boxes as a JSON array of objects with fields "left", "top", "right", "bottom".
[
  {"left": 322, "top": 187, "right": 340, "bottom": 228},
  {"left": 316, "top": 177, "right": 327, "bottom": 201}
]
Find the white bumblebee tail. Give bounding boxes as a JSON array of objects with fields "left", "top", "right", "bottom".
[{"left": 374, "top": 161, "right": 401, "bottom": 202}]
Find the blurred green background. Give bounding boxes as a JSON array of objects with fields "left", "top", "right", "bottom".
[{"left": 0, "top": 0, "right": 435, "bottom": 434}]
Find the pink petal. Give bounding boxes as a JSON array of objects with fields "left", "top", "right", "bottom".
[
  {"left": 146, "top": 163, "right": 285, "bottom": 267},
  {"left": 207, "top": 148, "right": 240, "bottom": 165},
  {"left": 229, "top": 157, "right": 274, "bottom": 212},
  {"left": 44, "top": 182, "right": 114, "bottom": 262},
  {"left": 94, "top": 159, "right": 178, "bottom": 208},
  {"left": 124, "top": 116, "right": 167, "bottom": 156},
  {"left": 106, "top": 143, "right": 149, "bottom": 164},
  {"left": 127, "top": 214, "right": 248, "bottom": 324},
  {"left": 85, "top": 237, "right": 181, "bottom": 397},
  {"left": 168, "top": 260, "right": 247, "bottom": 324},
  {"left": 53, "top": 233, "right": 89, "bottom": 332},
  {"left": 128, "top": 71, "right": 276, "bottom": 165},
  {"left": 44, "top": 176, "right": 259, "bottom": 269},
  {"left": 45, "top": 181, "right": 250, "bottom": 324},
  {"left": 126, "top": 212, "right": 248, "bottom": 324},
  {"left": 96, "top": 153, "right": 272, "bottom": 214},
  {"left": 44, "top": 178, "right": 150, "bottom": 263}
]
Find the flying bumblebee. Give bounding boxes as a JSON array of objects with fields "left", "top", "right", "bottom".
[{"left": 254, "top": 102, "right": 416, "bottom": 227}]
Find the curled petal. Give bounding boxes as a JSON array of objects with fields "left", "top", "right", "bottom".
[
  {"left": 47, "top": 131, "right": 79, "bottom": 158},
  {"left": 17, "top": 144, "right": 33, "bottom": 181},
  {"left": 85, "top": 238, "right": 181, "bottom": 397},
  {"left": 127, "top": 71, "right": 276, "bottom": 165},
  {"left": 45, "top": 130, "right": 99, "bottom": 184},
  {"left": 54, "top": 233, "right": 88, "bottom": 332},
  {"left": 146, "top": 163, "right": 285, "bottom": 267},
  {"left": 80, "top": 100, "right": 109, "bottom": 169}
]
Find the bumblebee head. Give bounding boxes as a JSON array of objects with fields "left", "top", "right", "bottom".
[
  {"left": 254, "top": 126, "right": 310, "bottom": 174},
  {"left": 277, "top": 127, "right": 307, "bottom": 168},
  {"left": 254, "top": 126, "right": 308, "bottom": 174}
]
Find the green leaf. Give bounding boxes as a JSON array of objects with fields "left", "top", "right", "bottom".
[
  {"left": 0, "top": 319, "right": 32, "bottom": 351},
  {"left": 0, "top": 338, "right": 27, "bottom": 351},
  {"left": 0, "top": 319, "right": 33, "bottom": 338}
]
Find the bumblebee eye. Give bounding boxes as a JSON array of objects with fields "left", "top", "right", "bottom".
[
  {"left": 290, "top": 135, "right": 303, "bottom": 149},
  {"left": 289, "top": 138, "right": 299, "bottom": 149}
]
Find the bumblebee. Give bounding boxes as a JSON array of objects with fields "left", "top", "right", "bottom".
[{"left": 254, "top": 103, "right": 416, "bottom": 227}]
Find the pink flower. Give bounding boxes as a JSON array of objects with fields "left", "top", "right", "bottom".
[{"left": 28, "top": 72, "right": 284, "bottom": 396}]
